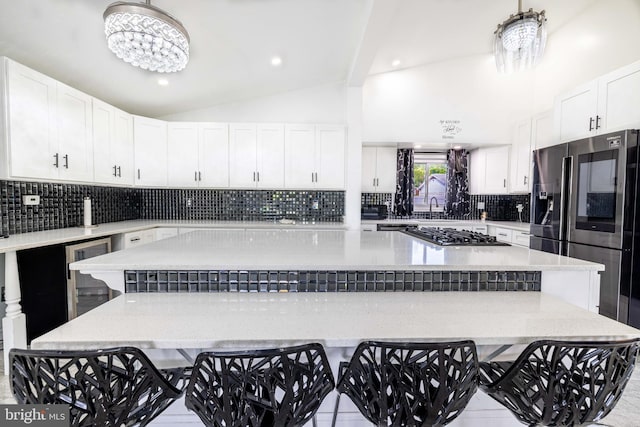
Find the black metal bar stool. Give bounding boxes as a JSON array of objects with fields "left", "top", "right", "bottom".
[
  {"left": 10, "top": 346, "right": 188, "bottom": 427},
  {"left": 184, "top": 343, "right": 335, "bottom": 427},
  {"left": 478, "top": 339, "right": 640, "bottom": 426},
  {"left": 332, "top": 340, "right": 479, "bottom": 426}
]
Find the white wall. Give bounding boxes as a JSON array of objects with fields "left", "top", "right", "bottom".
[
  {"left": 362, "top": 0, "right": 640, "bottom": 146},
  {"left": 160, "top": 82, "right": 347, "bottom": 124}
]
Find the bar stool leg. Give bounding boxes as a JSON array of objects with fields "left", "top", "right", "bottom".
[{"left": 331, "top": 394, "right": 341, "bottom": 427}]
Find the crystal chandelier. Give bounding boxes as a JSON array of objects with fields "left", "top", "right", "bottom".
[
  {"left": 494, "top": 0, "right": 546, "bottom": 73},
  {"left": 103, "top": 1, "right": 190, "bottom": 73}
]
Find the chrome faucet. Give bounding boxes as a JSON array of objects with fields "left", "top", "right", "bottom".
[{"left": 429, "top": 197, "right": 439, "bottom": 216}]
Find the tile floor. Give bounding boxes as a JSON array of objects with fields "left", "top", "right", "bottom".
[{"left": 0, "top": 353, "right": 638, "bottom": 426}]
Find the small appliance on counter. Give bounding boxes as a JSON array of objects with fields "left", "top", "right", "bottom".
[{"left": 361, "top": 204, "right": 388, "bottom": 220}]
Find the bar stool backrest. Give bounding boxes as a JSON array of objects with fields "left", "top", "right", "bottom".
[
  {"left": 9, "top": 347, "right": 182, "bottom": 427},
  {"left": 479, "top": 339, "right": 640, "bottom": 426},
  {"left": 336, "top": 340, "right": 479, "bottom": 426},
  {"left": 185, "top": 343, "right": 335, "bottom": 427}
]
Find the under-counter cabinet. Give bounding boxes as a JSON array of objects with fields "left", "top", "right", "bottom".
[
  {"left": 362, "top": 146, "right": 396, "bottom": 193},
  {"left": 229, "top": 123, "right": 284, "bottom": 189},
  {"left": 2, "top": 58, "right": 93, "bottom": 182},
  {"left": 93, "top": 99, "right": 133, "bottom": 185},
  {"left": 168, "top": 122, "right": 229, "bottom": 188},
  {"left": 284, "top": 124, "right": 345, "bottom": 189},
  {"left": 554, "top": 59, "right": 640, "bottom": 142},
  {"left": 134, "top": 116, "right": 167, "bottom": 187}
]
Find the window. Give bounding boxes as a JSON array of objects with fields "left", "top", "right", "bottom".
[{"left": 413, "top": 153, "right": 447, "bottom": 211}]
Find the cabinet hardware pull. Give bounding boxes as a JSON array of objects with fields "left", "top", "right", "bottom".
[
  {"left": 312, "top": 173, "right": 315, "bottom": 183},
  {"left": 130, "top": 237, "right": 140, "bottom": 242},
  {"left": 257, "top": 171, "right": 260, "bottom": 182},
  {"left": 503, "top": 178, "right": 506, "bottom": 188},
  {"left": 376, "top": 178, "right": 379, "bottom": 186},
  {"left": 113, "top": 165, "right": 117, "bottom": 177},
  {"left": 315, "top": 172, "right": 318, "bottom": 183},
  {"left": 373, "top": 178, "right": 376, "bottom": 186},
  {"left": 138, "top": 169, "right": 141, "bottom": 180},
  {"left": 589, "top": 117, "right": 594, "bottom": 131},
  {"left": 524, "top": 176, "right": 527, "bottom": 185},
  {"left": 195, "top": 171, "right": 198, "bottom": 181},
  {"left": 198, "top": 171, "right": 201, "bottom": 181},
  {"left": 117, "top": 166, "right": 121, "bottom": 177},
  {"left": 596, "top": 115, "right": 601, "bottom": 129},
  {"left": 63, "top": 154, "right": 69, "bottom": 169},
  {"left": 53, "top": 153, "right": 59, "bottom": 168},
  {"left": 253, "top": 171, "right": 256, "bottom": 182}
]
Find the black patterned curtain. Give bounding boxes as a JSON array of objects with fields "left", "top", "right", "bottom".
[
  {"left": 445, "top": 149, "right": 470, "bottom": 216},
  {"left": 394, "top": 149, "right": 414, "bottom": 217}
]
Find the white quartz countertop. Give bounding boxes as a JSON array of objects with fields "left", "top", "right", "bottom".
[
  {"left": 363, "top": 219, "right": 531, "bottom": 232},
  {"left": 0, "top": 220, "right": 346, "bottom": 253},
  {"left": 31, "top": 292, "right": 639, "bottom": 350},
  {"left": 70, "top": 229, "right": 603, "bottom": 272}
]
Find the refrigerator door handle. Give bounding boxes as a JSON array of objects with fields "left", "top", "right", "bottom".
[{"left": 560, "top": 155, "right": 573, "bottom": 250}]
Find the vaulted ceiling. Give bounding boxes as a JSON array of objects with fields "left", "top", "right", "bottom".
[{"left": 0, "top": 0, "right": 601, "bottom": 117}]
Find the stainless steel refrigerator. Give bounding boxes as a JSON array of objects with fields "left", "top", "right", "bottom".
[{"left": 530, "top": 129, "right": 640, "bottom": 326}]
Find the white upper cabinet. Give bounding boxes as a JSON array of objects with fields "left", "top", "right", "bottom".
[
  {"left": 93, "top": 99, "right": 133, "bottom": 185},
  {"left": 470, "top": 146, "right": 509, "bottom": 194},
  {"left": 133, "top": 116, "right": 167, "bottom": 187},
  {"left": 531, "top": 110, "right": 553, "bottom": 150},
  {"left": 3, "top": 58, "right": 93, "bottom": 182},
  {"left": 362, "top": 146, "right": 396, "bottom": 193},
  {"left": 509, "top": 119, "right": 532, "bottom": 194},
  {"left": 554, "top": 60, "right": 640, "bottom": 142},
  {"left": 167, "top": 122, "right": 229, "bottom": 188},
  {"left": 285, "top": 124, "right": 345, "bottom": 189},
  {"left": 229, "top": 123, "right": 284, "bottom": 189},
  {"left": 256, "top": 124, "right": 285, "bottom": 188},
  {"left": 56, "top": 82, "right": 93, "bottom": 182},
  {"left": 199, "top": 123, "right": 229, "bottom": 188},
  {"left": 167, "top": 122, "right": 199, "bottom": 187}
]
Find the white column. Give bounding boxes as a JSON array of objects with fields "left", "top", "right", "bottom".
[
  {"left": 345, "top": 86, "right": 363, "bottom": 230},
  {"left": 2, "top": 251, "right": 26, "bottom": 373}
]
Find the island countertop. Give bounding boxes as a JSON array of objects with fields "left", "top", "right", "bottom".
[{"left": 70, "top": 228, "right": 603, "bottom": 272}]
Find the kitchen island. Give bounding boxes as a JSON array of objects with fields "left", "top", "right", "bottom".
[{"left": 71, "top": 228, "right": 602, "bottom": 312}]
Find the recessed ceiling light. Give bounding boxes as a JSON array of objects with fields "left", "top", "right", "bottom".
[
  {"left": 271, "top": 56, "right": 283, "bottom": 67},
  {"left": 391, "top": 59, "right": 401, "bottom": 67},
  {"left": 157, "top": 78, "right": 169, "bottom": 86}
]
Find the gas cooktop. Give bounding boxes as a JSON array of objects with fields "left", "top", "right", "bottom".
[{"left": 403, "top": 227, "right": 510, "bottom": 246}]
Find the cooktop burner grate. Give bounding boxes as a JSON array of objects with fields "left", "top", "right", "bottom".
[{"left": 402, "top": 227, "right": 510, "bottom": 246}]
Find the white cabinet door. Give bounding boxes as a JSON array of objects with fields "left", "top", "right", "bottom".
[
  {"left": 256, "top": 124, "right": 285, "bottom": 188},
  {"left": 199, "top": 123, "right": 229, "bottom": 188},
  {"left": 6, "top": 59, "right": 57, "bottom": 180},
  {"left": 167, "top": 122, "right": 199, "bottom": 188},
  {"left": 315, "top": 125, "right": 345, "bottom": 189},
  {"left": 510, "top": 119, "right": 532, "bottom": 193},
  {"left": 56, "top": 83, "right": 93, "bottom": 182},
  {"left": 134, "top": 116, "right": 167, "bottom": 187},
  {"left": 93, "top": 100, "right": 133, "bottom": 185},
  {"left": 285, "top": 124, "right": 316, "bottom": 188},
  {"left": 532, "top": 110, "right": 553, "bottom": 150},
  {"left": 113, "top": 108, "right": 133, "bottom": 184},
  {"left": 597, "top": 60, "right": 640, "bottom": 134},
  {"left": 361, "top": 147, "right": 377, "bottom": 192},
  {"left": 483, "top": 146, "right": 509, "bottom": 194},
  {"left": 469, "top": 149, "right": 485, "bottom": 194},
  {"left": 554, "top": 80, "right": 598, "bottom": 143},
  {"left": 229, "top": 123, "right": 258, "bottom": 188},
  {"left": 375, "top": 147, "right": 397, "bottom": 193}
]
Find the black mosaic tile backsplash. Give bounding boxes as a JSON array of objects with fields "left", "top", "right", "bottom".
[
  {"left": 0, "top": 180, "right": 345, "bottom": 236},
  {"left": 362, "top": 192, "right": 530, "bottom": 222},
  {"left": 125, "top": 269, "right": 541, "bottom": 293},
  {"left": 140, "top": 189, "right": 344, "bottom": 222}
]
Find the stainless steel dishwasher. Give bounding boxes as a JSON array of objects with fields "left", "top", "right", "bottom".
[{"left": 65, "top": 238, "right": 112, "bottom": 319}]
